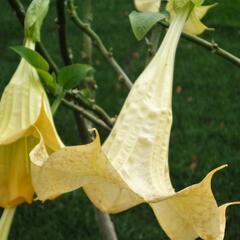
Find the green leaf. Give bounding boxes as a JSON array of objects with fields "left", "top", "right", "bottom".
[
  {"left": 11, "top": 46, "right": 49, "bottom": 71},
  {"left": 80, "top": 88, "right": 93, "bottom": 101},
  {"left": 58, "top": 64, "right": 94, "bottom": 90},
  {"left": 37, "top": 69, "right": 58, "bottom": 95},
  {"left": 129, "top": 11, "right": 167, "bottom": 41},
  {"left": 24, "top": 0, "right": 50, "bottom": 41}
]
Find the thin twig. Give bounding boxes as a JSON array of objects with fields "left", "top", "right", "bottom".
[
  {"left": 68, "top": 90, "right": 115, "bottom": 127},
  {"left": 67, "top": 0, "right": 133, "bottom": 90},
  {"left": 56, "top": 0, "right": 73, "bottom": 65},
  {"left": 62, "top": 99, "right": 111, "bottom": 131},
  {"left": 159, "top": 21, "right": 240, "bottom": 68}
]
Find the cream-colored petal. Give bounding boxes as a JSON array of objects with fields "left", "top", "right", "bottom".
[
  {"left": 167, "top": 1, "right": 215, "bottom": 35},
  {"left": 183, "top": 7, "right": 213, "bottom": 35},
  {"left": 194, "top": 4, "right": 217, "bottom": 20},
  {"left": 151, "top": 166, "right": 229, "bottom": 239},
  {"left": 0, "top": 136, "right": 38, "bottom": 207},
  {"left": 134, "top": 0, "right": 161, "bottom": 12},
  {"left": 0, "top": 59, "right": 43, "bottom": 144},
  {"left": 30, "top": 129, "right": 141, "bottom": 210},
  {"left": 151, "top": 200, "right": 198, "bottom": 239},
  {"left": 99, "top": 7, "right": 190, "bottom": 202},
  {"left": 218, "top": 202, "right": 240, "bottom": 240},
  {"left": 84, "top": 180, "right": 142, "bottom": 214}
]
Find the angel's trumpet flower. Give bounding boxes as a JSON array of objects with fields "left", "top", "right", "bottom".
[
  {"left": 135, "top": 0, "right": 216, "bottom": 35},
  {"left": 167, "top": 0, "right": 217, "bottom": 35},
  {"left": 134, "top": 0, "right": 161, "bottom": 12},
  {"left": 30, "top": 0, "right": 238, "bottom": 239},
  {"left": 0, "top": 39, "right": 64, "bottom": 207}
]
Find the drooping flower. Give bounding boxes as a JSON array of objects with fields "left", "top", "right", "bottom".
[
  {"left": 0, "top": 38, "right": 64, "bottom": 207},
  {"left": 134, "top": 0, "right": 161, "bottom": 12},
  {"left": 167, "top": 0, "right": 217, "bottom": 35},
  {"left": 29, "top": 0, "right": 238, "bottom": 239},
  {"left": 0, "top": 0, "right": 99, "bottom": 208}
]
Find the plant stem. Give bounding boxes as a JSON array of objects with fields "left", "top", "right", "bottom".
[
  {"left": 62, "top": 99, "right": 111, "bottom": 131},
  {"left": 159, "top": 21, "right": 240, "bottom": 68},
  {"left": 0, "top": 208, "right": 16, "bottom": 240},
  {"left": 68, "top": 91, "right": 114, "bottom": 127},
  {"left": 56, "top": 0, "right": 73, "bottom": 65},
  {"left": 81, "top": 0, "right": 93, "bottom": 65},
  {"left": 95, "top": 208, "right": 118, "bottom": 240},
  {"left": 51, "top": 90, "right": 66, "bottom": 115},
  {"left": 67, "top": 0, "right": 133, "bottom": 90}
]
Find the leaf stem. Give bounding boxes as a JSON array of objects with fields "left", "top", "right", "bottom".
[{"left": 51, "top": 90, "right": 66, "bottom": 115}]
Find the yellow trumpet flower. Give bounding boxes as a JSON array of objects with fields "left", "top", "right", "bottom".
[
  {"left": 167, "top": 0, "right": 217, "bottom": 35},
  {"left": 0, "top": 39, "right": 64, "bottom": 207},
  {"left": 134, "top": 0, "right": 161, "bottom": 12},
  {"left": 0, "top": 38, "right": 102, "bottom": 209},
  {"left": 29, "top": 1, "right": 238, "bottom": 239}
]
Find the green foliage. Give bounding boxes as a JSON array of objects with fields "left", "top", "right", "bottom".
[
  {"left": 37, "top": 69, "right": 58, "bottom": 95},
  {"left": 129, "top": 11, "right": 166, "bottom": 41},
  {"left": 57, "top": 64, "right": 94, "bottom": 90},
  {"left": 11, "top": 46, "right": 49, "bottom": 71}
]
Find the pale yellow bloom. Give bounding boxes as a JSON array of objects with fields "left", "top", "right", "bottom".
[
  {"left": 167, "top": 0, "right": 217, "bottom": 35},
  {"left": 0, "top": 39, "right": 64, "bottom": 207},
  {"left": 134, "top": 0, "right": 161, "bottom": 12},
  {"left": 30, "top": 2, "right": 238, "bottom": 239}
]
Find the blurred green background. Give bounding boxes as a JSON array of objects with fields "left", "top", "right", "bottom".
[{"left": 0, "top": 0, "right": 239, "bottom": 239}]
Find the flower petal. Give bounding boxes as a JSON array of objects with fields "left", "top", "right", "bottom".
[
  {"left": 0, "top": 60, "right": 43, "bottom": 144},
  {"left": 134, "top": 0, "right": 161, "bottom": 12},
  {"left": 0, "top": 136, "right": 37, "bottom": 207},
  {"left": 34, "top": 96, "right": 64, "bottom": 151},
  {"left": 30, "top": 129, "right": 141, "bottom": 211},
  {"left": 183, "top": 5, "right": 215, "bottom": 35},
  {"left": 218, "top": 202, "right": 240, "bottom": 240},
  {"left": 99, "top": 6, "right": 190, "bottom": 202},
  {"left": 151, "top": 166, "right": 231, "bottom": 239}
]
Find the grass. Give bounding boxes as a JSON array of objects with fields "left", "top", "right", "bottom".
[{"left": 0, "top": 0, "right": 239, "bottom": 239}]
